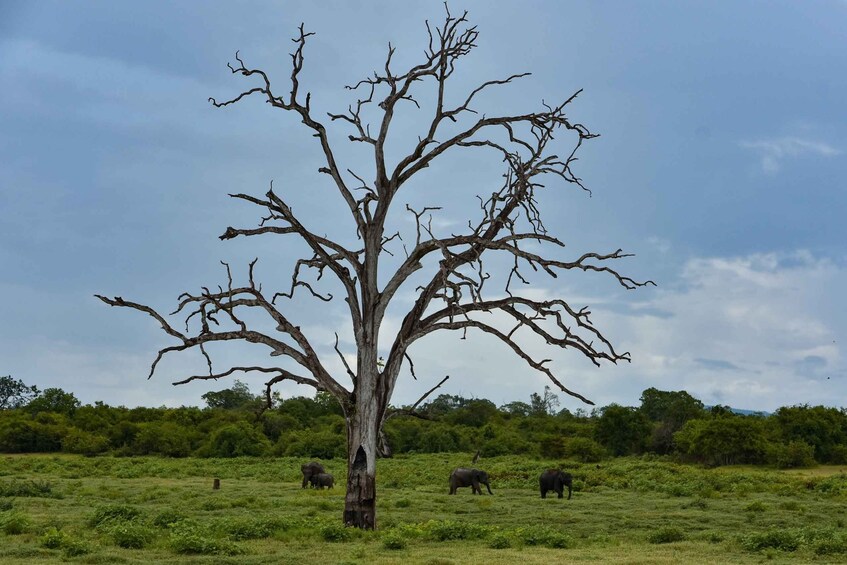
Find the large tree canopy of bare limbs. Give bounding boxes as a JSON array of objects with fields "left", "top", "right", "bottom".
[{"left": 97, "top": 6, "right": 653, "bottom": 529}]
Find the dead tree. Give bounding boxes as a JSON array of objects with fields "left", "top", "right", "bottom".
[{"left": 97, "top": 7, "right": 652, "bottom": 530}]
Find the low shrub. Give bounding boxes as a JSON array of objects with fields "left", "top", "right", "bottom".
[
  {"left": 111, "top": 522, "right": 155, "bottom": 549},
  {"left": 488, "top": 532, "right": 512, "bottom": 549},
  {"left": 39, "top": 527, "right": 93, "bottom": 557},
  {"left": 0, "top": 479, "right": 58, "bottom": 498},
  {"left": 682, "top": 498, "right": 708, "bottom": 510},
  {"left": 40, "top": 527, "right": 69, "bottom": 549},
  {"left": 152, "top": 509, "right": 186, "bottom": 528},
  {"left": 2, "top": 511, "right": 30, "bottom": 535},
  {"left": 744, "top": 501, "right": 766, "bottom": 513},
  {"left": 89, "top": 504, "right": 142, "bottom": 528},
  {"left": 647, "top": 526, "right": 685, "bottom": 544},
  {"left": 320, "top": 522, "right": 353, "bottom": 542},
  {"left": 741, "top": 529, "right": 801, "bottom": 552},
  {"left": 382, "top": 530, "right": 407, "bottom": 550},
  {"left": 169, "top": 523, "right": 243, "bottom": 555},
  {"left": 216, "top": 516, "right": 278, "bottom": 540},
  {"left": 424, "top": 519, "right": 493, "bottom": 541},
  {"left": 519, "top": 526, "right": 574, "bottom": 548},
  {"left": 815, "top": 537, "right": 847, "bottom": 555}
]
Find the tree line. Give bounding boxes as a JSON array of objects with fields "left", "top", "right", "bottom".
[{"left": 1, "top": 375, "right": 845, "bottom": 468}]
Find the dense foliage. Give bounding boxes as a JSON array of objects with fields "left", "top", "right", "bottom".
[{"left": 1, "top": 377, "right": 846, "bottom": 467}]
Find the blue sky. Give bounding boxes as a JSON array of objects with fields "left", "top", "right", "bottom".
[{"left": 1, "top": 0, "right": 845, "bottom": 412}]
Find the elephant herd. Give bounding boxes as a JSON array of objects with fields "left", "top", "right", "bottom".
[{"left": 301, "top": 462, "right": 572, "bottom": 499}]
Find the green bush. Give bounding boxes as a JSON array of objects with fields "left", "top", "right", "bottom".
[
  {"left": 111, "top": 522, "right": 155, "bottom": 549},
  {"left": 767, "top": 440, "right": 816, "bottom": 469},
  {"left": 152, "top": 509, "right": 187, "bottom": 528},
  {"left": 744, "top": 501, "right": 766, "bottom": 512},
  {"left": 647, "top": 526, "right": 685, "bottom": 544},
  {"left": 518, "top": 526, "right": 574, "bottom": 548},
  {"left": 741, "top": 529, "right": 802, "bottom": 552},
  {"left": 61, "top": 539, "right": 92, "bottom": 557},
  {"left": 39, "top": 528, "right": 92, "bottom": 557},
  {"left": 1, "top": 511, "right": 30, "bottom": 534},
  {"left": 169, "top": 523, "right": 243, "bottom": 555},
  {"left": 61, "top": 428, "right": 111, "bottom": 456},
  {"left": 132, "top": 422, "right": 194, "bottom": 457},
  {"left": 382, "top": 530, "right": 407, "bottom": 550},
  {"left": 278, "top": 429, "right": 346, "bottom": 459},
  {"left": 197, "top": 422, "right": 271, "bottom": 458},
  {"left": 320, "top": 522, "right": 353, "bottom": 542},
  {"left": 0, "top": 479, "right": 57, "bottom": 498},
  {"left": 564, "top": 436, "right": 606, "bottom": 463},
  {"left": 0, "top": 499, "right": 12, "bottom": 512},
  {"left": 488, "top": 533, "right": 512, "bottom": 549},
  {"left": 215, "top": 516, "right": 278, "bottom": 540},
  {"left": 0, "top": 418, "right": 64, "bottom": 452},
  {"left": 815, "top": 537, "right": 847, "bottom": 555},
  {"left": 424, "top": 520, "right": 493, "bottom": 541},
  {"left": 40, "top": 527, "right": 69, "bottom": 549},
  {"left": 89, "top": 504, "right": 142, "bottom": 528}
]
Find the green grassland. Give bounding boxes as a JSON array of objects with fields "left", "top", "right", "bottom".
[{"left": 2, "top": 454, "right": 847, "bottom": 564}]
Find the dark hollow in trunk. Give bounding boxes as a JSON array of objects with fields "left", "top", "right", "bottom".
[{"left": 343, "top": 445, "right": 376, "bottom": 529}]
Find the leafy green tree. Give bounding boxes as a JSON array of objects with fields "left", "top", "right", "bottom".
[
  {"left": 767, "top": 440, "right": 816, "bottom": 469},
  {"left": 594, "top": 404, "right": 651, "bottom": 456},
  {"left": 422, "top": 394, "right": 472, "bottom": 418},
  {"left": 639, "top": 388, "right": 705, "bottom": 424},
  {"left": 0, "top": 416, "right": 64, "bottom": 452},
  {"left": 639, "top": 388, "right": 705, "bottom": 454},
  {"left": 530, "top": 386, "right": 560, "bottom": 416},
  {"left": 674, "top": 415, "right": 770, "bottom": 466},
  {"left": 0, "top": 375, "right": 39, "bottom": 409},
  {"left": 773, "top": 405, "right": 847, "bottom": 463},
  {"left": 132, "top": 422, "right": 196, "bottom": 457},
  {"left": 563, "top": 436, "right": 606, "bottom": 462},
  {"left": 26, "top": 388, "right": 80, "bottom": 416},
  {"left": 201, "top": 380, "right": 261, "bottom": 410},
  {"left": 446, "top": 399, "right": 499, "bottom": 428},
  {"left": 500, "top": 401, "right": 532, "bottom": 417},
  {"left": 62, "top": 428, "right": 110, "bottom": 456},
  {"left": 198, "top": 421, "right": 271, "bottom": 457}
]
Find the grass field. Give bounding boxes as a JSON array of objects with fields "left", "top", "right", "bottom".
[{"left": 2, "top": 454, "right": 847, "bottom": 564}]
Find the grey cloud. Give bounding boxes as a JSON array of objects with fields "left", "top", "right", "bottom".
[{"left": 694, "top": 358, "right": 744, "bottom": 372}]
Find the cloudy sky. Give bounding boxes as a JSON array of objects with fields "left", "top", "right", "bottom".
[{"left": 1, "top": 0, "right": 845, "bottom": 413}]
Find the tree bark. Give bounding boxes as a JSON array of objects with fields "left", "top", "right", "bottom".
[{"left": 343, "top": 386, "right": 381, "bottom": 529}]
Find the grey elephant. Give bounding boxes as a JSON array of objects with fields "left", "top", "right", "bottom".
[
  {"left": 301, "top": 461, "right": 326, "bottom": 489},
  {"left": 539, "top": 469, "right": 572, "bottom": 499},
  {"left": 449, "top": 467, "right": 493, "bottom": 495},
  {"left": 310, "top": 472, "right": 335, "bottom": 489}
]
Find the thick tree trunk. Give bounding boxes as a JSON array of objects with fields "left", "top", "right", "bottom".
[{"left": 343, "top": 396, "right": 380, "bottom": 529}]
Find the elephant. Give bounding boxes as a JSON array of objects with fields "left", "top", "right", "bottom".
[
  {"left": 449, "top": 467, "right": 493, "bottom": 495},
  {"left": 310, "top": 472, "right": 334, "bottom": 489},
  {"left": 539, "top": 469, "right": 572, "bottom": 499},
  {"left": 301, "top": 461, "right": 326, "bottom": 489}
]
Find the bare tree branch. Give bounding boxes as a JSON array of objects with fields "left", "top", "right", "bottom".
[{"left": 385, "top": 374, "right": 450, "bottom": 421}]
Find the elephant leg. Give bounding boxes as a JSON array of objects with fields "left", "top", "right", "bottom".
[
  {"left": 557, "top": 491, "right": 564, "bottom": 499},
  {"left": 541, "top": 488, "right": 547, "bottom": 499}
]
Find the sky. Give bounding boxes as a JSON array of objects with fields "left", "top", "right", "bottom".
[{"left": 0, "top": 0, "right": 845, "bottom": 413}]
